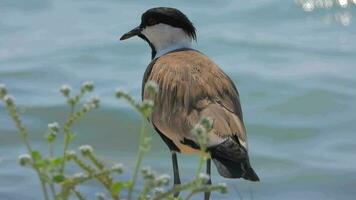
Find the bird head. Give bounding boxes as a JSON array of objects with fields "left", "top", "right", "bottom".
[{"left": 120, "top": 7, "right": 196, "bottom": 59}]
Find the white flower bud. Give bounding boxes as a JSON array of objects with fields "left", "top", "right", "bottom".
[
  {"left": 48, "top": 122, "right": 60, "bottom": 132},
  {"left": 192, "top": 123, "right": 206, "bottom": 137},
  {"left": 154, "top": 187, "right": 164, "bottom": 195},
  {"left": 141, "top": 167, "right": 155, "bottom": 180},
  {"left": 198, "top": 173, "right": 210, "bottom": 183},
  {"left": 79, "top": 145, "right": 93, "bottom": 156},
  {"left": 141, "top": 99, "right": 154, "bottom": 108},
  {"left": 4, "top": 95, "right": 15, "bottom": 106},
  {"left": 112, "top": 163, "right": 124, "bottom": 173},
  {"left": 200, "top": 117, "right": 213, "bottom": 131},
  {"left": 73, "top": 172, "right": 86, "bottom": 179},
  {"left": 18, "top": 154, "right": 32, "bottom": 166},
  {"left": 156, "top": 174, "right": 170, "bottom": 185},
  {"left": 65, "top": 150, "right": 76, "bottom": 160},
  {"left": 145, "top": 81, "right": 159, "bottom": 95},
  {"left": 89, "top": 96, "right": 100, "bottom": 108},
  {"left": 96, "top": 193, "right": 106, "bottom": 200},
  {"left": 115, "top": 88, "right": 127, "bottom": 98},
  {"left": 217, "top": 183, "right": 228, "bottom": 194},
  {"left": 141, "top": 167, "right": 149, "bottom": 174},
  {"left": 60, "top": 85, "right": 72, "bottom": 97},
  {"left": 82, "top": 81, "right": 94, "bottom": 92},
  {"left": 83, "top": 104, "right": 91, "bottom": 112},
  {"left": 0, "top": 84, "right": 7, "bottom": 98}
]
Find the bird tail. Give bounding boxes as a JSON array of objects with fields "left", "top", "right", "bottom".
[
  {"left": 208, "top": 138, "right": 260, "bottom": 181},
  {"left": 212, "top": 156, "right": 259, "bottom": 181}
]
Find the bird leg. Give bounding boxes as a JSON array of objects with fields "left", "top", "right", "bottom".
[
  {"left": 204, "top": 158, "right": 212, "bottom": 200},
  {"left": 171, "top": 151, "right": 181, "bottom": 197}
]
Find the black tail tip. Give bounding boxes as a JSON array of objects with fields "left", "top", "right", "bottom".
[
  {"left": 212, "top": 158, "right": 260, "bottom": 182},
  {"left": 243, "top": 166, "right": 260, "bottom": 182}
]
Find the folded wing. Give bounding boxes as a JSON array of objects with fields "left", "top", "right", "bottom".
[{"left": 143, "top": 49, "right": 259, "bottom": 181}]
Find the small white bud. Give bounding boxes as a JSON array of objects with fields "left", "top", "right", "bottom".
[
  {"left": 82, "top": 81, "right": 94, "bottom": 92},
  {"left": 198, "top": 173, "right": 210, "bottom": 183},
  {"left": 141, "top": 167, "right": 155, "bottom": 180},
  {"left": 200, "top": 117, "right": 213, "bottom": 131},
  {"left": 141, "top": 167, "right": 150, "bottom": 174},
  {"left": 60, "top": 85, "right": 72, "bottom": 97},
  {"left": 48, "top": 122, "right": 60, "bottom": 132},
  {"left": 18, "top": 154, "right": 32, "bottom": 166},
  {"left": 145, "top": 81, "right": 159, "bottom": 95},
  {"left": 141, "top": 99, "right": 154, "bottom": 108},
  {"left": 154, "top": 187, "right": 164, "bottom": 195},
  {"left": 192, "top": 123, "right": 206, "bottom": 137},
  {"left": 83, "top": 104, "right": 91, "bottom": 112},
  {"left": 96, "top": 192, "right": 106, "bottom": 200},
  {"left": 79, "top": 145, "right": 93, "bottom": 156},
  {"left": 191, "top": 121, "right": 210, "bottom": 147},
  {"left": 156, "top": 174, "right": 170, "bottom": 185},
  {"left": 4, "top": 95, "right": 15, "bottom": 106},
  {"left": 73, "top": 172, "right": 86, "bottom": 179},
  {"left": 217, "top": 183, "right": 228, "bottom": 193},
  {"left": 115, "top": 88, "right": 127, "bottom": 98},
  {"left": 0, "top": 84, "right": 7, "bottom": 98},
  {"left": 112, "top": 163, "right": 124, "bottom": 173},
  {"left": 140, "top": 99, "right": 154, "bottom": 116},
  {"left": 89, "top": 96, "right": 100, "bottom": 108},
  {"left": 65, "top": 150, "right": 76, "bottom": 160}
]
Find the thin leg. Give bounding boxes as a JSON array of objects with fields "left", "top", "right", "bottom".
[
  {"left": 172, "top": 151, "right": 181, "bottom": 197},
  {"left": 204, "top": 159, "right": 212, "bottom": 200}
]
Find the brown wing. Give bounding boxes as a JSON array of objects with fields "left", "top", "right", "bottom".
[{"left": 143, "top": 50, "right": 247, "bottom": 153}]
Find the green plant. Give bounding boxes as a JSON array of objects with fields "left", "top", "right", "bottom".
[{"left": 0, "top": 82, "right": 227, "bottom": 200}]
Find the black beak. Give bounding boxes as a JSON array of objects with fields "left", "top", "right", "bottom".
[{"left": 120, "top": 26, "right": 142, "bottom": 40}]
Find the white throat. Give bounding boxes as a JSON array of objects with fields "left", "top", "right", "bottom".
[{"left": 141, "top": 23, "right": 193, "bottom": 59}]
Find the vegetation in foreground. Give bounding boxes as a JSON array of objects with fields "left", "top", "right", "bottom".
[{"left": 0, "top": 81, "right": 227, "bottom": 200}]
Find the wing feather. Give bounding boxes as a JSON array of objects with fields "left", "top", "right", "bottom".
[{"left": 143, "top": 50, "right": 247, "bottom": 151}]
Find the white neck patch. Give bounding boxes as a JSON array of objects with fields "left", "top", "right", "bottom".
[{"left": 141, "top": 23, "right": 193, "bottom": 59}]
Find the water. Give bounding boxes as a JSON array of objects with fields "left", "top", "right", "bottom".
[{"left": 1, "top": 0, "right": 356, "bottom": 199}]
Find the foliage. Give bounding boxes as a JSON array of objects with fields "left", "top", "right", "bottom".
[{"left": 0, "top": 82, "right": 227, "bottom": 200}]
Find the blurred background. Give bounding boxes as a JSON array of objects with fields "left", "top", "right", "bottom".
[{"left": 1, "top": 0, "right": 356, "bottom": 199}]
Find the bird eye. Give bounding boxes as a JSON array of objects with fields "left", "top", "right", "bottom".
[{"left": 147, "top": 18, "right": 157, "bottom": 26}]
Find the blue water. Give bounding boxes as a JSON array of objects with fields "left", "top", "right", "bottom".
[{"left": 1, "top": 0, "right": 356, "bottom": 199}]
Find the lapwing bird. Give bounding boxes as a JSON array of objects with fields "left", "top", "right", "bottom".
[{"left": 120, "top": 7, "right": 259, "bottom": 199}]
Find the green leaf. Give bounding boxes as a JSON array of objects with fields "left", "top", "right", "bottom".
[
  {"left": 46, "top": 132, "right": 56, "bottom": 143},
  {"left": 53, "top": 174, "right": 66, "bottom": 183},
  {"left": 111, "top": 181, "right": 132, "bottom": 195},
  {"left": 35, "top": 160, "right": 47, "bottom": 168},
  {"left": 111, "top": 182, "right": 123, "bottom": 195},
  {"left": 52, "top": 157, "right": 63, "bottom": 166},
  {"left": 122, "top": 181, "right": 132, "bottom": 189},
  {"left": 68, "top": 132, "right": 76, "bottom": 142},
  {"left": 31, "top": 150, "right": 42, "bottom": 161},
  {"left": 143, "top": 137, "right": 152, "bottom": 144}
]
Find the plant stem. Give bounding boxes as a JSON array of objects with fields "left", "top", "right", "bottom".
[
  {"left": 195, "top": 148, "right": 208, "bottom": 177},
  {"left": 128, "top": 119, "right": 146, "bottom": 200},
  {"left": 39, "top": 179, "right": 50, "bottom": 200},
  {"left": 49, "top": 182, "right": 56, "bottom": 200},
  {"left": 73, "top": 189, "right": 86, "bottom": 200},
  {"left": 72, "top": 157, "right": 119, "bottom": 200},
  {"left": 185, "top": 185, "right": 224, "bottom": 200},
  {"left": 152, "top": 181, "right": 195, "bottom": 200},
  {"left": 49, "top": 142, "right": 54, "bottom": 157},
  {"left": 60, "top": 104, "right": 75, "bottom": 173},
  {"left": 195, "top": 155, "right": 205, "bottom": 177},
  {"left": 47, "top": 141, "right": 57, "bottom": 199},
  {"left": 3, "top": 104, "right": 50, "bottom": 200},
  {"left": 88, "top": 153, "right": 105, "bottom": 170}
]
